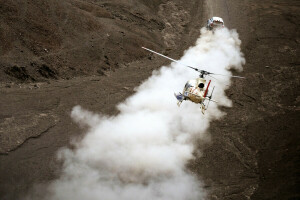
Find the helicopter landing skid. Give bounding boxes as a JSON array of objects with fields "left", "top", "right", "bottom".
[
  {"left": 177, "top": 101, "right": 182, "bottom": 107},
  {"left": 201, "top": 103, "right": 206, "bottom": 114}
]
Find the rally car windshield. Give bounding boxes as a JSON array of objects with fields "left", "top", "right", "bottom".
[{"left": 213, "top": 21, "right": 223, "bottom": 25}]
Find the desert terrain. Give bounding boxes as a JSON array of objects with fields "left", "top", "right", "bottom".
[{"left": 0, "top": 0, "right": 299, "bottom": 199}]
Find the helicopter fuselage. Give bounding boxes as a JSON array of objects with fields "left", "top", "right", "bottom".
[
  {"left": 183, "top": 78, "right": 208, "bottom": 104},
  {"left": 174, "top": 77, "right": 213, "bottom": 113}
]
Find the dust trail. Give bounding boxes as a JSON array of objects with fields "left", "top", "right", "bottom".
[{"left": 32, "top": 28, "right": 244, "bottom": 200}]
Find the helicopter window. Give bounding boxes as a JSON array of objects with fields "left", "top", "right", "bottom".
[
  {"left": 198, "top": 83, "right": 205, "bottom": 88},
  {"left": 184, "top": 83, "right": 192, "bottom": 89}
]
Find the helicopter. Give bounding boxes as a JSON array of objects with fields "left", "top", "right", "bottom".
[{"left": 141, "top": 47, "right": 245, "bottom": 114}]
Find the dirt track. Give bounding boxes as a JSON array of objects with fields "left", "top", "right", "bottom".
[{"left": 0, "top": 0, "right": 299, "bottom": 200}]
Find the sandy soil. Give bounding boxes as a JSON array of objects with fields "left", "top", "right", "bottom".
[{"left": 0, "top": 0, "right": 299, "bottom": 199}]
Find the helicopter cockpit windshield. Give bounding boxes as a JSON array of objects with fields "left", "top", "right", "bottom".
[{"left": 184, "top": 82, "right": 193, "bottom": 90}]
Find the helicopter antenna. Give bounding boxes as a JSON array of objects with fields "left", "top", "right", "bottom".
[{"left": 141, "top": 47, "right": 245, "bottom": 79}]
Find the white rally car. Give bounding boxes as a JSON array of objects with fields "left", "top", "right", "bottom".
[{"left": 207, "top": 17, "right": 224, "bottom": 30}]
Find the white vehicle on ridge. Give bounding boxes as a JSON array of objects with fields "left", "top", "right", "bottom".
[{"left": 207, "top": 17, "right": 224, "bottom": 30}]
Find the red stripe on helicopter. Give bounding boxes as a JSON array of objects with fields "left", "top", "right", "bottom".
[{"left": 203, "top": 80, "right": 211, "bottom": 97}]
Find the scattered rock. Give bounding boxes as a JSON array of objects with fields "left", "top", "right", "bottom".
[
  {"left": 38, "top": 64, "right": 57, "bottom": 79},
  {"left": 97, "top": 69, "right": 105, "bottom": 75},
  {"left": 4, "top": 66, "right": 34, "bottom": 81},
  {"left": 33, "top": 84, "right": 40, "bottom": 88}
]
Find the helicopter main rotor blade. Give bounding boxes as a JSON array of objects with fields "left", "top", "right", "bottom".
[
  {"left": 207, "top": 74, "right": 231, "bottom": 86},
  {"left": 210, "top": 73, "right": 245, "bottom": 79},
  {"left": 142, "top": 47, "right": 245, "bottom": 79},
  {"left": 141, "top": 47, "right": 199, "bottom": 71},
  {"left": 207, "top": 74, "right": 218, "bottom": 81}
]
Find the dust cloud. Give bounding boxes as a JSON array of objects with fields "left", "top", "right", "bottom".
[{"left": 30, "top": 28, "right": 245, "bottom": 200}]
